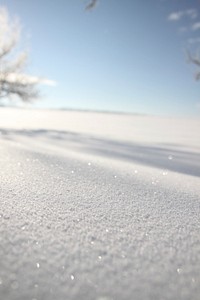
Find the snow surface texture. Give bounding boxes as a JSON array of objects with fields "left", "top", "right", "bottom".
[{"left": 0, "top": 108, "right": 200, "bottom": 300}]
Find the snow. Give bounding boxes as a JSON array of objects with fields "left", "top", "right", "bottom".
[{"left": 0, "top": 107, "right": 200, "bottom": 300}]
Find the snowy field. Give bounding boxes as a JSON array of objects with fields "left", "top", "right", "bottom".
[{"left": 0, "top": 107, "right": 200, "bottom": 300}]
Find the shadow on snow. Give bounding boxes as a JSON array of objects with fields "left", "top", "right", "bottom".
[{"left": 1, "top": 128, "right": 200, "bottom": 178}]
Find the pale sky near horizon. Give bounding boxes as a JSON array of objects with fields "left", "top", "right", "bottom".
[{"left": 1, "top": 0, "right": 200, "bottom": 117}]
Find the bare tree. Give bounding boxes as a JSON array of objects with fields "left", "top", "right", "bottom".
[
  {"left": 0, "top": 6, "right": 54, "bottom": 103},
  {"left": 186, "top": 49, "right": 200, "bottom": 81}
]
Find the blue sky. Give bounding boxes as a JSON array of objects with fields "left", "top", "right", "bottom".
[{"left": 1, "top": 0, "right": 200, "bottom": 116}]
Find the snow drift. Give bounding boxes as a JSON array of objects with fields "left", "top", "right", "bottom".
[{"left": 0, "top": 108, "right": 200, "bottom": 300}]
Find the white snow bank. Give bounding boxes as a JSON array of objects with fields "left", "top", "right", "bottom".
[{"left": 0, "top": 108, "right": 200, "bottom": 300}]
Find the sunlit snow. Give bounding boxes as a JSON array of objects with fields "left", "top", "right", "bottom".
[{"left": 0, "top": 108, "right": 200, "bottom": 300}]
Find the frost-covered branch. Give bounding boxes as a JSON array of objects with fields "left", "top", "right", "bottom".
[
  {"left": 186, "top": 49, "right": 200, "bottom": 81},
  {"left": 85, "top": 0, "right": 98, "bottom": 11},
  {"left": 0, "top": 6, "right": 55, "bottom": 103}
]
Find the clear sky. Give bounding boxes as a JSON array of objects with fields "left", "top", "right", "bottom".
[{"left": 1, "top": 0, "right": 200, "bottom": 116}]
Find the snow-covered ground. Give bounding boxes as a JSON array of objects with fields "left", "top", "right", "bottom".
[{"left": 0, "top": 107, "right": 200, "bottom": 300}]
